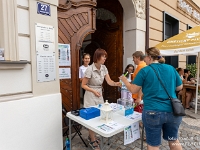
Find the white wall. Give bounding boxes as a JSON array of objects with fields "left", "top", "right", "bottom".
[
  {"left": 0, "top": 65, "right": 32, "bottom": 95},
  {"left": 0, "top": 93, "right": 62, "bottom": 150},
  {"left": 119, "top": 0, "right": 146, "bottom": 70},
  {"left": 0, "top": 0, "right": 62, "bottom": 149}
]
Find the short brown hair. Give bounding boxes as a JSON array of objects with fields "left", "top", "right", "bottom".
[
  {"left": 93, "top": 48, "right": 107, "bottom": 63},
  {"left": 132, "top": 51, "right": 145, "bottom": 61}
]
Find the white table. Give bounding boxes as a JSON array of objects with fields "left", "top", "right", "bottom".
[{"left": 67, "top": 110, "right": 144, "bottom": 150}]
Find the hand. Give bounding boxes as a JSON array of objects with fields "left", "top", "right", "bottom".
[
  {"left": 119, "top": 75, "right": 127, "bottom": 83},
  {"left": 135, "top": 99, "right": 141, "bottom": 105},
  {"left": 184, "top": 73, "right": 188, "bottom": 78},
  {"left": 93, "top": 90, "right": 101, "bottom": 97},
  {"left": 115, "top": 82, "right": 122, "bottom": 87}
]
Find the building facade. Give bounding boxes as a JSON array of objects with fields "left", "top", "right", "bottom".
[
  {"left": 149, "top": 0, "right": 200, "bottom": 68},
  {"left": 0, "top": 0, "right": 62, "bottom": 149},
  {"left": 1, "top": 0, "right": 200, "bottom": 149}
]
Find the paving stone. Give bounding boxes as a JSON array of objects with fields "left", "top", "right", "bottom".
[
  {"left": 133, "top": 147, "right": 141, "bottom": 150},
  {"left": 119, "top": 145, "right": 126, "bottom": 149},
  {"left": 116, "top": 140, "right": 123, "bottom": 145},
  {"left": 69, "top": 116, "right": 200, "bottom": 150},
  {"left": 124, "top": 147, "right": 132, "bottom": 150}
]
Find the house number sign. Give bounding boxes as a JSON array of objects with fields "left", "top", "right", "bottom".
[{"left": 37, "top": 2, "right": 51, "bottom": 16}]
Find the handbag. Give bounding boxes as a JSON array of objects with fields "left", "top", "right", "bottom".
[{"left": 149, "top": 65, "right": 186, "bottom": 116}]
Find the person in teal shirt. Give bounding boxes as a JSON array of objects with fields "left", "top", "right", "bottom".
[
  {"left": 132, "top": 62, "right": 182, "bottom": 112},
  {"left": 120, "top": 47, "right": 183, "bottom": 150}
]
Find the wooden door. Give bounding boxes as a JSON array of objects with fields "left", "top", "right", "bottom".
[
  {"left": 58, "top": 0, "right": 97, "bottom": 111},
  {"left": 84, "top": 0, "right": 123, "bottom": 102}
]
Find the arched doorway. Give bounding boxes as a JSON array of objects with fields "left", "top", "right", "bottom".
[
  {"left": 82, "top": 0, "right": 123, "bottom": 102},
  {"left": 58, "top": 0, "right": 97, "bottom": 111},
  {"left": 58, "top": 0, "right": 146, "bottom": 111}
]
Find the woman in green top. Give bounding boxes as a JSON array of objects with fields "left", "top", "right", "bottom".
[{"left": 120, "top": 47, "right": 183, "bottom": 150}]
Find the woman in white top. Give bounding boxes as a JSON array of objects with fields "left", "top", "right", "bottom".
[
  {"left": 79, "top": 53, "right": 90, "bottom": 103},
  {"left": 79, "top": 53, "right": 91, "bottom": 82},
  {"left": 121, "top": 64, "right": 134, "bottom": 101}
]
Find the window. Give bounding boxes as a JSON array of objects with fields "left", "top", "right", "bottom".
[
  {"left": 163, "top": 12, "right": 179, "bottom": 68},
  {"left": 186, "top": 25, "right": 196, "bottom": 64},
  {"left": 187, "top": 24, "right": 192, "bottom": 30}
]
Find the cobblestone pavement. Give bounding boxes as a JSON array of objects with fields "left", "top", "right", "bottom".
[{"left": 68, "top": 116, "right": 200, "bottom": 150}]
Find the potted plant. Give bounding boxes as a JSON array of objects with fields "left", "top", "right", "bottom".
[{"left": 186, "top": 63, "right": 197, "bottom": 78}]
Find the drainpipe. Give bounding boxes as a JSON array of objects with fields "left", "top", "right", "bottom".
[{"left": 145, "top": 0, "right": 150, "bottom": 50}]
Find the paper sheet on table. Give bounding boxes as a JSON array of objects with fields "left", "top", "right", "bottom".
[
  {"left": 124, "top": 122, "right": 140, "bottom": 145},
  {"left": 106, "top": 121, "right": 124, "bottom": 130},
  {"left": 125, "top": 111, "right": 142, "bottom": 120},
  {"left": 97, "top": 124, "right": 114, "bottom": 133},
  {"left": 97, "top": 121, "right": 124, "bottom": 133}
]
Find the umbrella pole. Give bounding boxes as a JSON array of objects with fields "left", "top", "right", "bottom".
[{"left": 195, "top": 53, "right": 200, "bottom": 114}]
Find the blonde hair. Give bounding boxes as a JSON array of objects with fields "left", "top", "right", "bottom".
[{"left": 146, "top": 47, "right": 165, "bottom": 64}]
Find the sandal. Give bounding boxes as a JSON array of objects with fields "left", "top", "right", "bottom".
[
  {"left": 87, "top": 136, "right": 100, "bottom": 144},
  {"left": 186, "top": 107, "right": 191, "bottom": 110},
  {"left": 89, "top": 140, "right": 100, "bottom": 150}
]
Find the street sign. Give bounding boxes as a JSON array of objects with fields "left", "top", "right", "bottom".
[{"left": 37, "top": 2, "right": 51, "bottom": 16}]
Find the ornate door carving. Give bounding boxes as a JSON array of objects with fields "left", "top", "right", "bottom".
[
  {"left": 58, "top": 0, "right": 96, "bottom": 111},
  {"left": 84, "top": 0, "right": 123, "bottom": 102}
]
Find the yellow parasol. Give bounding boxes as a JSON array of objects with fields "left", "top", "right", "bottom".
[
  {"left": 155, "top": 26, "right": 200, "bottom": 114},
  {"left": 156, "top": 26, "right": 200, "bottom": 56}
]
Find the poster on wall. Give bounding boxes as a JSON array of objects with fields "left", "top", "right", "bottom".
[
  {"left": 59, "top": 68, "right": 71, "bottom": 79},
  {"left": 36, "top": 52, "right": 56, "bottom": 82},
  {"left": 58, "top": 43, "right": 71, "bottom": 66},
  {"left": 35, "top": 23, "right": 55, "bottom": 53},
  {"left": 0, "top": 48, "right": 4, "bottom": 60}
]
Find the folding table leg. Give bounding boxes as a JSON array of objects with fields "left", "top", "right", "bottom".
[
  {"left": 73, "top": 126, "right": 88, "bottom": 147},
  {"left": 69, "top": 118, "right": 72, "bottom": 150},
  {"left": 100, "top": 136, "right": 104, "bottom": 150},
  {"left": 141, "top": 124, "right": 144, "bottom": 150},
  {"left": 108, "top": 137, "right": 110, "bottom": 145}
]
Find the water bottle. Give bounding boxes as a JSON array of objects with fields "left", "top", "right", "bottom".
[{"left": 65, "top": 138, "right": 70, "bottom": 150}]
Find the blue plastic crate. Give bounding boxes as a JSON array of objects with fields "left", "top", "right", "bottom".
[{"left": 79, "top": 107, "right": 100, "bottom": 120}]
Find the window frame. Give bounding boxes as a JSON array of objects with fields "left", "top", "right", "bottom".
[
  {"left": 163, "top": 11, "right": 179, "bottom": 68},
  {"left": 186, "top": 24, "right": 196, "bottom": 65}
]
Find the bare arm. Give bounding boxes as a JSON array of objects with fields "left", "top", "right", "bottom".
[
  {"left": 105, "top": 74, "right": 121, "bottom": 86},
  {"left": 134, "top": 89, "right": 143, "bottom": 105},
  {"left": 81, "top": 77, "right": 101, "bottom": 97},
  {"left": 79, "top": 78, "right": 83, "bottom": 83},
  {"left": 176, "top": 84, "right": 183, "bottom": 91},
  {"left": 119, "top": 75, "right": 141, "bottom": 94}
]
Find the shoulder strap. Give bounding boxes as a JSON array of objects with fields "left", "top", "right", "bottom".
[{"left": 149, "top": 65, "right": 172, "bottom": 100}]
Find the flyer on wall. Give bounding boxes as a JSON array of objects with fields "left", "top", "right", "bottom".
[
  {"left": 124, "top": 122, "right": 140, "bottom": 145},
  {"left": 36, "top": 52, "right": 56, "bottom": 82},
  {"left": 35, "top": 23, "right": 55, "bottom": 53},
  {"left": 59, "top": 68, "right": 71, "bottom": 79},
  {"left": 58, "top": 43, "right": 71, "bottom": 66},
  {"left": 0, "top": 48, "right": 4, "bottom": 60}
]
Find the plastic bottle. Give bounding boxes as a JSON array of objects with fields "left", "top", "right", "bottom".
[{"left": 65, "top": 138, "right": 70, "bottom": 150}]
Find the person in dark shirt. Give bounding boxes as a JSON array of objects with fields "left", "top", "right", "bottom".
[{"left": 184, "top": 69, "right": 195, "bottom": 82}]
